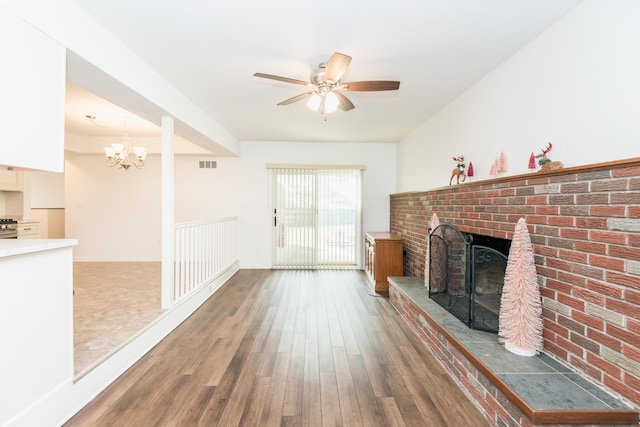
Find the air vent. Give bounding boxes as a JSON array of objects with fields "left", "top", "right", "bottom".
[{"left": 199, "top": 160, "right": 217, "bottom": 169}]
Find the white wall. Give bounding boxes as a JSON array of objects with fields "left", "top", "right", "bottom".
[
  {"left": 396, "top": 0, "right": 640, "bottom": 192},
  {"left": 64, "top": 152, "right": 240, "bottom": 261},
  {"left": 237, "top": 141, "right": 396, "bottom": 268},
  {"left": 174, "top": 156, "right": 240, "bottom": 222},
  {"left": 30, "top": 171, "right": 65, "bottom": 208},
  {"left": 64, "top": 152, "right": 162, "bottom": 261}
]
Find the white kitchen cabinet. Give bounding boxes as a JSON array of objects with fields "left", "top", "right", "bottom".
[
  {"left": 0, "top": 6, "right": 66, "bottom": 172},
  {"left": 0, "top": 170, "right": 23, "bottom": 191}
]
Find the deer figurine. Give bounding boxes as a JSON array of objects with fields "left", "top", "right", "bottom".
[
  {"left": 450, "top": 156, "right": 466, "bottom": 185},
  {"left": 534, "top": 142, "right": 563, "bottom": 172}
]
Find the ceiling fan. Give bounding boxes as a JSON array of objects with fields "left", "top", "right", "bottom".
[{"left": 254, "top": 52, "right": 400, "bottom": 117}]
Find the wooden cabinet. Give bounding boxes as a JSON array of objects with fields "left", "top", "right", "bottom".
[
  {"left": 18, "top": 221, "right": 41, "bottom": 239},
  {"left": 0, "top": 170, "right": 24, "bottom": 191},
  {"left": 30, "top": 209, "right": 65, "bottom": 238},
  {"left": 364, "top": 232, "right": 403, "bottom": 294}
]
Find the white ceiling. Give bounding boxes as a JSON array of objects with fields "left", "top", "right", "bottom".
[
  {"left": 67, "top": 0, "right": 582, "bottom": 148},
  {"left": 65, "top": 83, "right": 161, "bottom": 138}
]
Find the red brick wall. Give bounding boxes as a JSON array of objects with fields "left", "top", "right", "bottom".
[{"left": 389, "top": 159, "right": 640, "bottom": 407}]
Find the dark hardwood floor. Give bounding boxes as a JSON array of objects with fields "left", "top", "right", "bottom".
[{"left": 65, "top": 270, "right": 489, "bottom": 426}]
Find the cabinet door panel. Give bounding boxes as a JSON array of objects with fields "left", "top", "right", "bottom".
[
  {"left": 0, "top": 170, "right": 23, "bottom": 191},
  {"left": 364, "top": 232, "right": 403, "bottom": 294},
  {"left": 0, "top": 6, "right": 65, "bottom": 172}
]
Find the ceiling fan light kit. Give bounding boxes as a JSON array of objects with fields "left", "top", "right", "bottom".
[
  {"left": 254, "top": 52, "right": 400, "bottom": 120},
  {"left": 307, "top": 94, "right": 321, "bottom": 111},
  {"left": 307, "top": 91, "right": 339, "bottom": 115},
  {"left": 324, "top": 92, "right": 339, "bottom": 113}
]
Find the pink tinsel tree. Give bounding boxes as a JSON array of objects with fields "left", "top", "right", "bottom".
[
  {"left": 424, "top": 212, "right": 440, "bottom": 288},
  {"left": 498, "top": 217, "right": 543, "bottom": 356},
  {"left": 490, "top": 160, "right": 498, "bottom": 175},
  {"left": 498, "top": 151, "right": 507, "bottom": 173}
]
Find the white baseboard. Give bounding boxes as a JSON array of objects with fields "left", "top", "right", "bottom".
[{"left": 72, "top": 258, "right": 162, "bottom": 262}]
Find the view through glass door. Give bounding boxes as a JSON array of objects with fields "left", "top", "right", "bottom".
[{"left": 272, "top": 167, "right": 362, "bottom": 269}]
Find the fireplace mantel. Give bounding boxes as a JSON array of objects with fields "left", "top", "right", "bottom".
[
  {"left": 395, "top": 157, "right": 640, "bottom": 196},
  {"left": 390, "top": 157, "right": 640, "bottom": 409}
]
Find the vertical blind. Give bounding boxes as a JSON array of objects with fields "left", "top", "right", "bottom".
[{"left": 271, "top": 167, "right": 362, "bottom": 269}]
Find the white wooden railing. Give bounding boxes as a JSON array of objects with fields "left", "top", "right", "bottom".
[{"left": 173, "top": 217, "right": 238, "bottom": 303}]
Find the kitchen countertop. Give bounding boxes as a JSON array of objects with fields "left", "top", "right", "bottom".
[{"left": 0, "top": 239, "right": 77, "bottom": 258}]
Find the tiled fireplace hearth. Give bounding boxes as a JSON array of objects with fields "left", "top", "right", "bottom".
[{"left": 390, "top": 159, "right": 640, "bottom": 413}]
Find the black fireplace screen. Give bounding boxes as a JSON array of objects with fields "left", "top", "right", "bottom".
[{"left": 428, "top": 224, "right": 509, "bottom": 333}]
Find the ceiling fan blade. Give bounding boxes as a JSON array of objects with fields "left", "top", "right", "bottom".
[
  {"left": 341, "top": 80, "right": 401, "bottom": 91},
  {"left": 277, "top": 91, "right": 316, "bottom": 106},
  {"left": 323, "top": 52, "right": 352, "bottom": 84},
  {"left": 334, "top": 91, "right": 355, "bottom": 111},
  {"left": 254, "top": 72, "right": 310, "bottom": 86}
]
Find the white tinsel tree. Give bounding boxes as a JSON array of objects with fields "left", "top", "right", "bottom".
[
  {"left": 498, "top": 217, "right": 544, "bottom": 356},
  {"left": 424, "top": 212, "right": 440, "bottom": 288}
]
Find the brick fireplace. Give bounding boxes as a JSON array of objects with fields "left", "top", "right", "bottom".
[{"left": 390, "top": 158, "right": 640, "bottom": 408}]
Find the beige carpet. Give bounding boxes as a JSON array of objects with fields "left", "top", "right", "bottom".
[{"left": 73, "top": 262, "right": 165, "bottom": 375}]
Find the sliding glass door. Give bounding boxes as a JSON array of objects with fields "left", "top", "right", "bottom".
[{"left": 272, "top": 167, "right": 362, "bottom": 269}]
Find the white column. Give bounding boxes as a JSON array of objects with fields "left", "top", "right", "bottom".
[{"left": 161, "top": 115, "right": 175, "bottom": 309}]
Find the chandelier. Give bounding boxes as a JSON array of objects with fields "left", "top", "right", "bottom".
[{"left": 104, "top": 117, "right": 147, "bottom": 170}]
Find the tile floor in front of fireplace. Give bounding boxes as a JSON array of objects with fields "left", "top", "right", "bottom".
[{"left": 390, "top": 277, "right": 633, "bottom": 412}]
